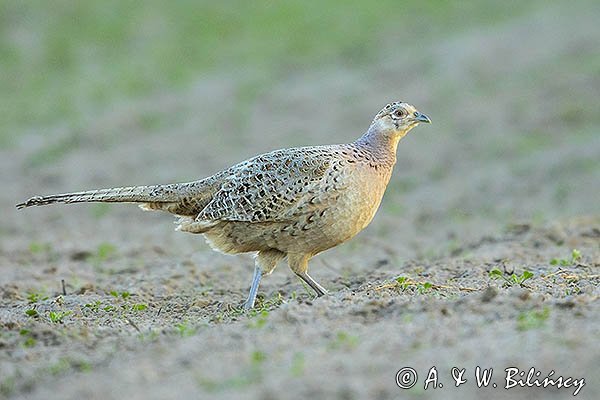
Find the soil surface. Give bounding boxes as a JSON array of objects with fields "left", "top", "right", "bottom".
[{"left": 1, "top": 3, "right": 599, "bottom": 399}]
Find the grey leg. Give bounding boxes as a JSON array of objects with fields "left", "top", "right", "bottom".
[
  {"left": 243, "top": 250, "right": 286, "bottom": 310},
  {"left": 296, "top": 271, "right": 328, "bottom": 297},
  {"left": 288, "top": 253, "right": 329, "bottom": 297},
  {"left": 244, "top": 265, "right": 262, "bottom": 310}
]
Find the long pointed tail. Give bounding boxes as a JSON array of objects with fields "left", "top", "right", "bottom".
[{"left": 16, "top": 184, "right": 189, "bottom": 210}]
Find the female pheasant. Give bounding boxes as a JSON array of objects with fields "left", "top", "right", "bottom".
[{"left": 17, "top": 102, "right": 430, "bottom": 309}]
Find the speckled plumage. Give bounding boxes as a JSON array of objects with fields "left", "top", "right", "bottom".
[{"left": 17, "top": 101, "right": 431, "bottom": 309}]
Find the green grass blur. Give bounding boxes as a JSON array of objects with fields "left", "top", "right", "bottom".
[{"left": 1, "top": 0, "right": 545, "bottom": 145}]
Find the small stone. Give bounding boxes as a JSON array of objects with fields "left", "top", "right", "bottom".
[
  {"left": 480, "top": 286, "right": 498, "bottom": 302},
  {"left": 555, "top": 296, "right": 576, "bottom": 309}
]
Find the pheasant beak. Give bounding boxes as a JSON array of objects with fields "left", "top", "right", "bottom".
[{"left": 413, "top": 112, "right": 431, "bottom": 124}]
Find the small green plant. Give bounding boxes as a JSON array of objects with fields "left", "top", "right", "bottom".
[
  {"left": 48, "top": 310, "right": 72, "bottom": 323},
  {"left": 84, "top": 300, "right": 102, "bottom": 312},
  {"left": 565, "top": 286, "right": 582, "bottom": 296},
  {"left": 417, "top": 281, "right": 433, "bottom": 294},
  {"left": 0, "top": 376, "right": 16, "bottom": 397},
  {"left": 76, "top": 360, "right": 93, "bottom": 373},
  {"left": 395, "top": 276, "right": 410, "bottom": 290},
  {"left": 109, "top": 290, "right": 130, "bottom": 299},
  {"left": 28, "top": 241, "right": 51, "bottom": 254},
  {"left": 290, "top": 352, "right": 305, "bottom": 377},
  {"left": 25, "top": 309, "right": 39, "bottom": 317},
  {"left": 517, "top": 307, "right": 550, "bottom": 331},
  {"left": 248, "top": 310, "right": 269, "bottom": 329},
  {"left": 47, "top": 358, "right": 72, "bottom": 375},
  {"left": 393, "top": 276, "right": 436, "bottom": 294},
  {"left": 26, "top": 292, "right": 48, "bottom": 303},
  {"left": 250, "top": 350, "right": 266, "bottom": 365},
  {"left": 19, "top": 329, "right": 37, "bottom": 347},
  {"left": 329, "top": 331, "right": 359, "bottom": 350},
  {"left": 175, "top": 322, "right": 197, "bottom": 337},
  {"left": 89, "top": 243, "right": 117, "bottom": 268},
  {"left": 489, "top": 268, "right": 534, "bottom": 287},
  {"left": 96, "top": 242, "right": 116, "bottom": 261},
  {"left": 253, "top": 292, "right": 284, "bottom": 312},
  {"left": 550, "top": 249, "right": 582, "bottom": 266},
  {"left": 138, "top": 330, "right": 160, "bottom": 342},
  {"left": 132, "top": 303, "right": 147, "bottom": 311}
]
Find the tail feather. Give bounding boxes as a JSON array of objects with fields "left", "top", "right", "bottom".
[{"left": 16, "top": 184, "right": 190, "bottom": 210}]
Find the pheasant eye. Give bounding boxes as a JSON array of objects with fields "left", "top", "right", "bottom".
[{"left": 394, "top": 109, "right": 405, "bottom": 118}]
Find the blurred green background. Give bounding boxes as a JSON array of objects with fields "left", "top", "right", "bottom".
[{"left": 1, "top": 0, "right": 562, "bottom": 144}]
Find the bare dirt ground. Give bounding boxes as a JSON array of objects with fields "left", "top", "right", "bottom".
[{"left": 1, "top": 3, "right": 599, "bottom": 399}]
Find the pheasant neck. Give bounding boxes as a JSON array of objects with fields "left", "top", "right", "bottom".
[{"left": 355, "top": 127, "right": 405, "bottom": 167}]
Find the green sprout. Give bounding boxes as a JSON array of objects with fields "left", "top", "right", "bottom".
[
  {"left": 393, "top": 276, "right": 436, "bottom": 294},
  {"left": 517, "top": 307, "right": 550, "bottom": 331},
  {"left": 247, "top": 310, "right": 269, "bottom": 329},
  {"left": 329, "top": 331, "right": 359, "bottom": 350},
  {"left": 20, "top": 329, "right": 37, "bottom": 348},
  {"left": 84, "top": 300, "right": 102, "bottom": 312},
  {"left": 48, "top": 311, "right": 72, "bottom": 323},
  {"left": 175, "top": 322, "right": 197, "bottom": 337},
  {"left": 26, "top": 292, "right": 49, "bottom": 303},
  {"left": 489, "top": 268, "right": 534, "bottom": 287},
  {"left": 25, "top": 309, "right": 39, "bottom": 317},
  {"left": 132, "top": 304, "right": 147, "bottom": 311},
  {"left": 109, "top": 290, "right": 130, "bottom": 299},
  {"left": 550, "top": 249, "right": 582, "bottom": 266}
]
